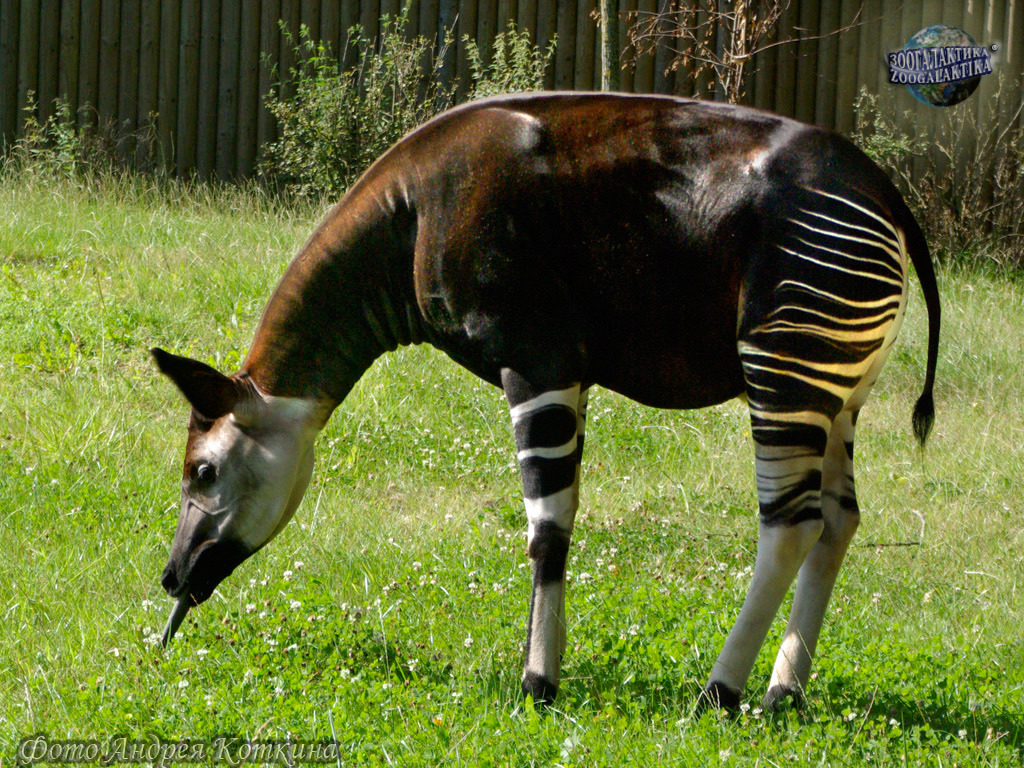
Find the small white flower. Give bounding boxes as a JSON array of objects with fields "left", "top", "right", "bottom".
[
  {"left": 177, "top": 680, "right": 189, "bottom": 689},
  {"left": 468, "top": 582, "right": 478, "bottom": 592},
  {"left": 245, "top": 603, "right": 256, "bottom": 613},
  {"left": 289, "top": 599, "right": 302, "bottom": 611},
  {"left": 958, "top": 729, "right": 968, "bottom": 739},
  {"left": 293, "top": 560, "right": 304, "bottom": 570},
  {"left": 412, "top": 561, "right": 422, "bottom": 571},
  {"left": 141, "top": 600, "right": 154, "bottom": 610},
  {"left": 259, "top": 611, "right": 268, "bottom": 620},
  {"left": 285, "top": 643, "right": 298, "bottom": 653},
  {"left": 740, "top": 703, "right": 750, "bottom": 713},
  {"left": 283, "top": 570, "right": 293, "bottom": 581},
  {"left": 196, "top": 648, "right": 209, "bottom": 657},
  {"left": 464, "top": 635, "right": 474, "bottom": 648},
  {"left": 889, "top": 718, "right": 899, "bottom": 727}
]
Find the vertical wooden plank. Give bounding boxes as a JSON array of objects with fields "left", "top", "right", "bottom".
[
  {"left": 320, "top": 0, "right": 339, "bottom": 54},
  {"left": 477, "top": 0, "right": 497, "bottom": 66},
  {"left": 436, "top": 0, "right": 457, "bottom": 88},
  {"left": 195, "top": 0, "right": 218, "bottom": 177},
  {"left": 455, "top": 0, "right": 477, "bottom": 98},
  {"left": 517, "top": 0, "right": 535, "bottom": 36},
  {"left": 117, "top": 0, "right": 139, "bottom": 158},
  {"left": 58, "top": 0, "right": 79, "bottom": 116},
  {"left": 793, "top": 0, "right": 819, "bottom": 122},
  {"left": 855, "top": 0, "right": 882, "bottom": 102},
  {"left": 340, "top": 0, "right": 359, "bottom": 68},
  {"left": 536, "top": 0, "right": 556, "bottom": 88},
  {"left": 814, "top": 0, "right": 839, "bottom": 127},
  {"left": 97, "top": 0, "right": 120, "bottom": 126},
  {"left": 772, "top": 1, "right": 799, "bottom": 114},
  {"left": 300, "top": 0, "right": 319, "bottom": 39},
  {"left": 360, "top": 0, "right": 380, "bottom": 42},
  {"left": 976, "top": 0, "right": 1005, "bottom": 122},
  {"left": 1006, "top": 0, "right": 1024, "bottom": 85},
  {"left": 575, "top": 0, "right": 596, "bottom": 90},
  {"left": 751, "top": 5, "right": 777, "bottom": 109},
  {"left": 554, "top": 0, "right": 577, "bottom": 89},
  {"left": 157, "top": 0, "right": 179, "bottom": 170},
  {"left": 177, "top": 0, "right": 200, "bottom": 176},
  {"left": 77, "top": 0, "right": 99, "bottom": 129},
  {"left": 236, "top": 0, "right": 260, "bottom": 176},
  {"left": 37, "top": 0, "right": 58, "bottom": 121},
  {"left": 257, "top": 0, "right": 280, "bottom": 151},
  {"left": 216, "top": 0, "right": 240, "bottom": 178},
  {"left": 279, "top": 0, "right": 300, "bottom": 101},
  {"left": 1, "top": 0, "right": 21, "bottom": 142},
  {"left": 652, "top": 3, "right": 672, "bottom": 95},
  {"left": 832, "top": 0, "right": 861, "bottom": 135},
  {"left": 419, "top": 0, "right": 438, "bottom": 40},
  {"left": 135, "top": 0, "right": 158, "bottom": 166},
  {"left": 17, "top": 0, "right": 39, "bottom": 132},
  {"left": 671, "top": 1, "right": 693, "bottom": 97},
  {"left": 380, "top": 0, "right": 399, "bottom": 25},
  {"left": 617, "top": 0, "right": 635, "bottom": 93},
  {"left": 632, "top": 0, "right": 653, "bottom": 93}
]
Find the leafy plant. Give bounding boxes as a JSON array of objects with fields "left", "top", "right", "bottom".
[{"left": 464, "top": 23, "right": 557, "bottom": 100}]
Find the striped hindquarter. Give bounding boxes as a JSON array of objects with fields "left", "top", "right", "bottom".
[
  {"left": 501, "top": 369, "right": 588, "bottom": 703},
  {"left": 704, "top": 187, "right": 912, "bottom": 708}
]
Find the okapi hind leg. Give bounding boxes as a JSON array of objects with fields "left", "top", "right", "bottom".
[
  {"left": 763, "top": 407, "right": 862, "bottom": 710},
  {"left": 501, "top": 369, "right": 584, "bottom": 705},
  {"left": 700, "top": 427, "right": 828, "bottom": 712}
]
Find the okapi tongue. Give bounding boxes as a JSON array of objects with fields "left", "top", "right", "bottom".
[{"left": 160, "top": 596, "right": 190, "bottom": 647}]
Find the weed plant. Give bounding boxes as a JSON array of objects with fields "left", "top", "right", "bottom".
[{"left": 852, "top": 77, "right": 1024, "bottom": 265}]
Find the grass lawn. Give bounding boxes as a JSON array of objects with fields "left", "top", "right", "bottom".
[{"left": 0, "top": 171, "right": 1021, "bottom": 766}]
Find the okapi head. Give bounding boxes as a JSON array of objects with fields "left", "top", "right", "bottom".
[{"left": 151, "top": 348, "right": 321, "bottom": 642}]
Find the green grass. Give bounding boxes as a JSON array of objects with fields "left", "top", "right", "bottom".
[{"left": 1, "top": 170, "right": 1022, "bottom": 766}]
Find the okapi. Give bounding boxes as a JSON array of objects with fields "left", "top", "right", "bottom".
[{"left": 152, "top": 92, "right": 940, "bottom": 711}]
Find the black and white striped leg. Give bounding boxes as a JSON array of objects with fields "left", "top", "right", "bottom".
[
  {"left": 502, "top": 369, "right": 584, "bottom": 705},
  {"left": 702, "top": 419, "right": 828, "bottom": 711},
  {"left": 764, "top": 408, "right": 861, "bottom": 709}
]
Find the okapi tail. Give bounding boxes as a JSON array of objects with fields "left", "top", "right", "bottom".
[{"left": 901, "top": 201, "right": 940, "bottom": 447}]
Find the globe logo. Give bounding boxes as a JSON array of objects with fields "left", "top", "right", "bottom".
[{"left": 887, "top": 25, "right": 995, "bottom": 107}]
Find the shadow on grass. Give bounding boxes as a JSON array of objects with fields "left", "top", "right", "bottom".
[{"left": 846, "top": 686, "right": 1024, "bottom": 759}]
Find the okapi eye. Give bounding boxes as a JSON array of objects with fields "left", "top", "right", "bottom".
[{"left": 193, "top": 463, "right": 217, "bottom": 487}]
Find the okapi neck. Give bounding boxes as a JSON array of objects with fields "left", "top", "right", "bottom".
[{"left": 241, "top": 189, "right": 422, "bottom": 408}]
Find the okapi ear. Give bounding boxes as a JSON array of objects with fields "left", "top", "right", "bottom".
[{"left": 151, "top": 347, "right": 249, "bottom": 420}]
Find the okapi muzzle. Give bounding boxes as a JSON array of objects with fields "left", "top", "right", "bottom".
[{"left": 152, "top": 348, "right": 317, "bottom": 644}]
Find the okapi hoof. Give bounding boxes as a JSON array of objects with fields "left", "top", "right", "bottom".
[
  {"left": 694, "top": 681, "right": 741, "bottom": 716},
  {"left": 762, "top": 684, "right": 804, "bottom": 712},
  {"left": 522, "top": 672, "right": 559, "bottom": 707}
]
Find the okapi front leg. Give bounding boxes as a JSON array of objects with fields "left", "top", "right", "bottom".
[{"left": 502, "top": 369, "right": 583, "bottom": 705}]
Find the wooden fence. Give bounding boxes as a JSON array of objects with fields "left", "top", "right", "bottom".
[{"left": 1, "top": 1, "right": 1022, "bottom": 178}]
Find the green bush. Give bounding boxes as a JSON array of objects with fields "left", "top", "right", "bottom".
[
  {"left": 259, "top": 16, "right": 555, "bottom": 201},
  {"left": 259, "top": 14, "right": 455, "bottom": 201}
]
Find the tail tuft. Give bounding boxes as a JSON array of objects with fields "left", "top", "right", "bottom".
[{"left": 912, "top": 390, "right": 934, "bottom": 446}]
